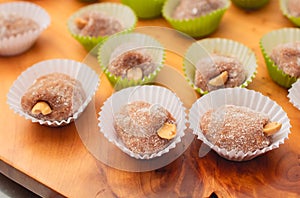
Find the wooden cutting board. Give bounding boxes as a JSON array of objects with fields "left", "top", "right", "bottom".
[{"left": 0, "top": 0, "right": 299, "bottom": 197}]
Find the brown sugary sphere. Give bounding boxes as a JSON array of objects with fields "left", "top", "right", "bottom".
[
  {"left": 114, "top": 101, "right": 176, "bottom": 154},
  {"left": 0, "top": 13, "right": 39, "bottom": 39},
  {"left": 21, "top": 73, "right": 86, "bottom": 121},
  {"left": 172, "top": 0, "right": 226, "bottom": 19},
  {"left": 200, "top": 105, "right": 271, "bottom": 153},
  {"left": 194, "top": 54, "right": 246, "bottom": 91},
  {"left": 287, "top": 0, "right": 300, "bottom": 17},
  {"left": 74, "top": 11, "right": 123, "bottom": 37},
  {"left": 270, "top": 42, "right": 300, "bottom": 78},
  {"left": 108, "top": 50, "right": 155, "bottom": 79}
]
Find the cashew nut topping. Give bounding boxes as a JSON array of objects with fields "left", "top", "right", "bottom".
[
  {"left": 127, "top": 67, "right": 143, "bottom": 81},
  {"left": 75, "top": 18, "right": 87, "bottom": 30},
  {"left": 31, "top": 101, "right": 52, "bottom": 116},
  {"left": 157, "top": 123, "right": 177, "bottom": 140},
  {"left": 263, "top": 122, "right": 282, "bottom": 136},
  {"left": 208, "top": 71, "right": 229, "bottom": 86}
]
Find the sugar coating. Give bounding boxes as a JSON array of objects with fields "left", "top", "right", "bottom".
[
  {"left": 21, "top": 73, "right": 86, "bottom": 121},
  {"left": 108, "top": 50, "right": 156, "bottom": 79},
  {"left": 194, "top": 54, "right": 246, "bottom": 91},
  {"left": 75, "top": 11, "right": 123, "bottom": 37},
  {"left": 287, "top": 0, "right": 300, "bottom": 17},
  {"left": 200, "top": 105, "right": 271, "bottom": 153},
  {"left": 270, "top": 42, "right": 300, "bottom": 78},
  {"left": 0, "top": 13, "right": 39, "bottom": 39},
  {"left": 114, "top": 101, "right": 176, "bottom": 154},
  {"left": 172, "top": 0, "right": 226, "bottom": 20}
]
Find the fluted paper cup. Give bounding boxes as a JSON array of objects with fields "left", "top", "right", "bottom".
[
  {"left": 7, "top": 59, "right": 99, "bottom": 127},
  {"left": 67, "top": 2, "right": 137, "bottom": 53},
  {"left": 189, "top": 87, "right": 291, "bottom": 161},
  {"left": 0, "top": 2, "right": 50, "bottom": 56},
  {"left": 260, "top": 28, "right": 300, "bottom": 88},
  {"left": 121, "top": 0, "right": 166, "bottom": 19},
  {"left": 280, "top": 0, "right": 300, "bottom": 27},
  {"left": 98, "top": 32, "right": 165, "bottom": 90},
  {"left": 232, "top": 0, "right": 270, "bottom": 9},
  {"left": 98, "top": 85, "right": 186, "bottom": 160},
  {"left": 162, "top": 0, "right": 230, "bottom": 37},
  {"left": 288, "top": 79, "right": 300, "bottom": 111},
  {"left": 184, "top": 38, "right": 257, "bottom": 95}
]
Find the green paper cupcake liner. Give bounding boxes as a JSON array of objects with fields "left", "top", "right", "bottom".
[
  {"left": 231, "top": 0, "right": 270, "bottom": 9},
  {"left": 67, "top": 3, "right": 137, "bottom": 53},
  {"left": 98, "top": 33, "right": 165, "bottom": 90},
  {"left": 260, "top": 28, "right": 300, "bottom": 88},
  {"left": 162, "top": 0, "right": 230, "bottom": 38},
  {"left": 121, "top": 0, "right": 166, "bottom": 19},
  {"left": 280, "top": 0, "right": 300, "bottom": 27},
  {"left": 183, "top": 38, "right": 257, "bottom": 95}
]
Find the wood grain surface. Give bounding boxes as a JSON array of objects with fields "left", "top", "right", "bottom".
[{"left": 0, "top": 0, "right": 300, "bottom": 197}]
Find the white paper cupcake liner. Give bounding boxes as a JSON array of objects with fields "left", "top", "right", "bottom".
[
  {"left": 189, "top": 87, "right": 291, "bottom": 161},
  {"left": 0, "top": 2, "right": 50, "bottom": 56},
  {"left": 98, "top": 85, "right": 187, "bottom": 160},
  {"left": 7, "top": 59, "right": 100, "bottom": 127},
  {"left": 67, "top": 2, "right": 137, "bottom": 52},
  {"left": 98, "top": 32, "right": 165, "bottom": 90},
  {"left": 183, "top": 38, "right": 257, "bottom": 95},
  {"left": 288, "top": 80, "right": 300, "bottom": 110},
  {"left": 260, "top": 28, "right": 300, "bottom": 88}
]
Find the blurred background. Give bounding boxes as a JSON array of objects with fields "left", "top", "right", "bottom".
[{"left": 0, "top": 173, "right": 40, "bottom": 198}]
